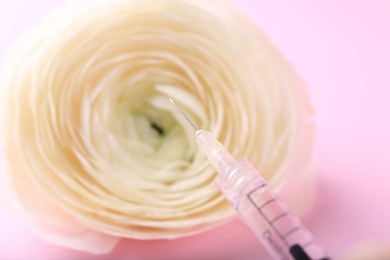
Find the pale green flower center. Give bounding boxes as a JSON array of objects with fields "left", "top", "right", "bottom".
[{"left": 129, "top": 93, "right": 190, "bottom": 163}]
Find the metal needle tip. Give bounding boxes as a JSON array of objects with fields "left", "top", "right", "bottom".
[{"left": 169, "top": 98, "right": 198, "bottom": 130}]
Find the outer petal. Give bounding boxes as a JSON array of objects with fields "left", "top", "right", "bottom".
[{"left": 0, "top": 142, "right": 119, "bottom": 254}]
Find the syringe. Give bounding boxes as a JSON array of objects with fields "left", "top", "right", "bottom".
[{"left": 169, "top": 98, "right": 329, "bottom": 260}]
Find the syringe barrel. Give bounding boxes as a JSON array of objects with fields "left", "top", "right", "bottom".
[
  {"left": 223, "top": 159, "right": 328, "bottom": 260},
  {"left": 195, "top": 130, "right": 328, "bottom": 259}
]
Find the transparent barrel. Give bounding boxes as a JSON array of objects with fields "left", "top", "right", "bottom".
[
  {"left": 195, "top": 130, "right": 328, "bottom": 259},
  {"left": 218, "top": 159, "right": 329, "bottom": 260}
]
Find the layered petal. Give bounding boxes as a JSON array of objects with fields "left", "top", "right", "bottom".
[{"left": 0, "top": 0, "right": 316, "bottom": 253}]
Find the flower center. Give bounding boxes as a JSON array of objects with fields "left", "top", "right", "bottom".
[{"left": 150, "top": 121, "right": 165, "bottom": 136}]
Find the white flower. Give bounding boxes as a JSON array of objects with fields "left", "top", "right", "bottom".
[{"left": 0, "top": 0, "right": 315, "bottom": 254}]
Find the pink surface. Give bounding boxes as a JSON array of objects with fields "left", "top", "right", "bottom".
[{"left": 1, "top": 0, "right": 390, "bottom": 259}]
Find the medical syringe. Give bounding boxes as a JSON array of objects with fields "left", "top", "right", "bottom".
[{"left": 169, "top": 98, "right": 329, "bottom": 260}]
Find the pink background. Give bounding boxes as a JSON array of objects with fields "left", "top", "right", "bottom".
[{"left": 1, "top": 0, "right": 390, "bottom": 259}]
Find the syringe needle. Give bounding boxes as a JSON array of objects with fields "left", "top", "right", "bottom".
[
  {"left": 168, "top": 98, "right": 236, "bottom": 186},
  {"left": 168, "top": 98, "right": 198, "bottom": 130}
]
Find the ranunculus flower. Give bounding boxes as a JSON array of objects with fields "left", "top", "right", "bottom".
[{"left": 0, "top": 0, "right": 315, "bottom": 254}]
